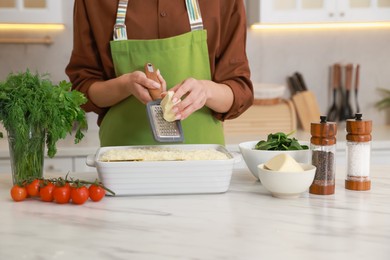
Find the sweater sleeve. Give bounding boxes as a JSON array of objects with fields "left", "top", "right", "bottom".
[
  {"left": 65, "top": 0, "right": 108, "bottom": 119},
  {"left": 211, "top": 0, "right": 254, "bottom": 121}
]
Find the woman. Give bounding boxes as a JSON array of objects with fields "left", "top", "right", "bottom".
[{"left": 66, "top": 0, "right": 253, "bottom": 146}]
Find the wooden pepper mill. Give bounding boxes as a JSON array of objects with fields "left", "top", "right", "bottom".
[{"left": 310, "top": 116, "right": 337, "bottom": 195}]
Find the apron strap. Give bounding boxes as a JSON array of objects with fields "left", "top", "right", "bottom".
[
  {"left": 113, "top": 0, "right": 129, "bottom": 41},
  {"left": 113, "top": 0, "right": 204, "bottom": 41},
  {"left": 185, "top": 0, "right": 204, "bottom": 31}
]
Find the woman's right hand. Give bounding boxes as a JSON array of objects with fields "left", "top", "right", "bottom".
[
  {"left": 121, "top": 70, "right": 166, "bottom": 104},
  {"left": 88, "top": 69, "right": 166, "bottom": 108}
]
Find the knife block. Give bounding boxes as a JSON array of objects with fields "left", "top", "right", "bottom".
[
  {"left": 223, "top": 99, "right": 297, "bottom": 136},
  {"left": 292, "top": 91, "right": 321, "bottom": 131}
]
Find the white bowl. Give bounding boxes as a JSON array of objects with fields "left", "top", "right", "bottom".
[
  {"left": 258, "top": 163, "right": 316, "bottom": 199},
  {"left": 253, "top": 83, "right": 286, "bottom": 100},
  {"left": 239, "top": 141, "right": 310, "bottom": 180}
]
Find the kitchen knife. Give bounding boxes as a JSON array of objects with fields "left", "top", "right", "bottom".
[
  {"left": 287, "top": 76, "right": 297, "bottom": 95},
  {"left": 290, "top": 75, "right": 303, "bottom": 93},
  {"left": 294, "top": 72, "right": 308, "bottom": 91},
  {"left": 290, "top": 72, "right": 321, "bottom": 131}
]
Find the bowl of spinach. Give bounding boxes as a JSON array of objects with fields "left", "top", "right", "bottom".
[{"left": 239, "top": 132, "right": 310, "bottom": 180}]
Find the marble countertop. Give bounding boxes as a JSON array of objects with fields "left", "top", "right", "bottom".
[{"left": 1, "top": 163, "right": 390, "bottom": 260}]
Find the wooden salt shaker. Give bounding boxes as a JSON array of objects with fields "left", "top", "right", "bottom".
[{"left": 345, "top": 113, "right": 372, "bottom": 191}]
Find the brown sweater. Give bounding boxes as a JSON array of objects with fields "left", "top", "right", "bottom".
[{"left": 66, "top": 0, "right": 253, "bottom": 125}]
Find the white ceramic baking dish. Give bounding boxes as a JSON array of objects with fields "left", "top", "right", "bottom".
[{"left": 86, "top": 144, "right": 239, "bottom": 196}]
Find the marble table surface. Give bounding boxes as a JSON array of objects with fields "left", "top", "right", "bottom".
[{"left": 1, "top": 163, "right": 390, "bottom": 260}]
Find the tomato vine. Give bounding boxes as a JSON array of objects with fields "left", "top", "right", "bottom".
[{"left": 10, "top": 174, "right": 115, "bottom": 204}]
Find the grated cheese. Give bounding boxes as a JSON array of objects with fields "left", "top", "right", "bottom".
[{"left": 99, "top": 147, "right": 229, "bottom": 162}]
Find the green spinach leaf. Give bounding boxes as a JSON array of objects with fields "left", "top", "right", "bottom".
[{"left": 254, "top": 131, "right": 309, "bottom": 151}]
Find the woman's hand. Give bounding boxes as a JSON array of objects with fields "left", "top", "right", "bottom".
[
  {"left": 88, "top": 69, "right": 167, "bottom": 108},
  {"left": 168, "top": 78, "right": 208, "bottom": 120},
  {"left": 168, "top": 78, "right": 233, "bottom": 120},
  {"left": 122, "top": 69, "right": 167, "bottom": 104}
]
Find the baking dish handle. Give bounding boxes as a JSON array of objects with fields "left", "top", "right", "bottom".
[
  {"left": 230, "top": 152, "right": 242, "bottom": 164},
  {"left": 86, "top": 155, "right": 96, "bottom": 167}
]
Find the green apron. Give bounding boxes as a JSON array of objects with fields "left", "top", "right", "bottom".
[{"left": 99, "top": 0, "right": 224, "bottom": 146}]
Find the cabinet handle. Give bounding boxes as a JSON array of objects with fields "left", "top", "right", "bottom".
[
  {"left": 329, "top": 12, "right": 334, "bottom": 17},
  {"left": 340, "top": 12, "right": 345, "bottom": 17}
]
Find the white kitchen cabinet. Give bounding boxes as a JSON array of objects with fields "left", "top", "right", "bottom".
[
  {"left": 74, "top": 157, "right": 96, "bottom": 173},
  {"left": 0, "top": 157, "right": 74, "bottom": 175},
  {"left": 44, "top": 157, "right": 73, "bottom": 174},
  {"left": 0, "top": 129, "right": 99, "bottom": 175},
  {"left": 0, "top": 155, "right": 95, "bottom": 175},
  {"left": 247, "top": 0, "right": 390, "bottom": 24},
  {"left": 0, "top": 159, "right": 11, "bottom": 174},
  {"left": 0, "top": 0, "right": 62, "bottom": 24}
]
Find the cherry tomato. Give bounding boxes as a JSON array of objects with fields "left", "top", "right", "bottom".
[
  {"left": 89, "top": 184, "right": 106, "bottom": 202},
  {"left": 39, "top": 181, "right": 55, "bottom": 202},
  {"left": 26, "top": 179, "right": 41, "bottom": 197},
  {"left": 10, "top": 185, "right": 27, "bottom": 202},
  {"left": 53, "top": 184, "right": 71, "bottom": 204},
  {"left": 71, "top": 185, "right": 89, "bottom": 205}
]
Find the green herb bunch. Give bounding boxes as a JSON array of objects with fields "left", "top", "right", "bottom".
[
  {"left": 254, "top": 132, "right": 309, "bottom": 151},
  {"left": 0, "top": 70, "right": 87, "bottom": 158}
]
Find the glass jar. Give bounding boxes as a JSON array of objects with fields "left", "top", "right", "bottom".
[
  {"left": 8, "top": 125, "right": 45, "bottom": 184},
  {"left": 345, "top": 113, "right": 372, "bottom": 191},
  {"left": 310, "top": 116, "right": 337, "bottom": 195}
]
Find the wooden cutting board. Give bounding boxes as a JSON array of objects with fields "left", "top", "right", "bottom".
[
  {"left": 223, "top": 99, "right": 297, "bottom": 136},
  {"left": 292, "top": 91, "right": 321, "bottom": 131}
]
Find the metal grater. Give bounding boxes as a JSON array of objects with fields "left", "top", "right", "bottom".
[
  {"left": 146, "top": 100, "right": 184, "bottom": 142},
  {"left": 145, "top": 63, "right": 184, "bottom": 143}
]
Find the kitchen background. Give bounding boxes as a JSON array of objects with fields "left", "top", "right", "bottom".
[{"left": 0, "top": 0, "right": 389, "bottom": 131}]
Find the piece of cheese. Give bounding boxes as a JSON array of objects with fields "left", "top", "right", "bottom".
[
  {"left": 264, "top": 153, "right": 304, "bottom": 172},
  {"left": 161, "top": 91, "right": 180, "bottom": 122}
]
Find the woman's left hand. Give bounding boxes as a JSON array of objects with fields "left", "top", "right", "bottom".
[{"left": 169, "top": 78, "right": 209, "bottom": 120}]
